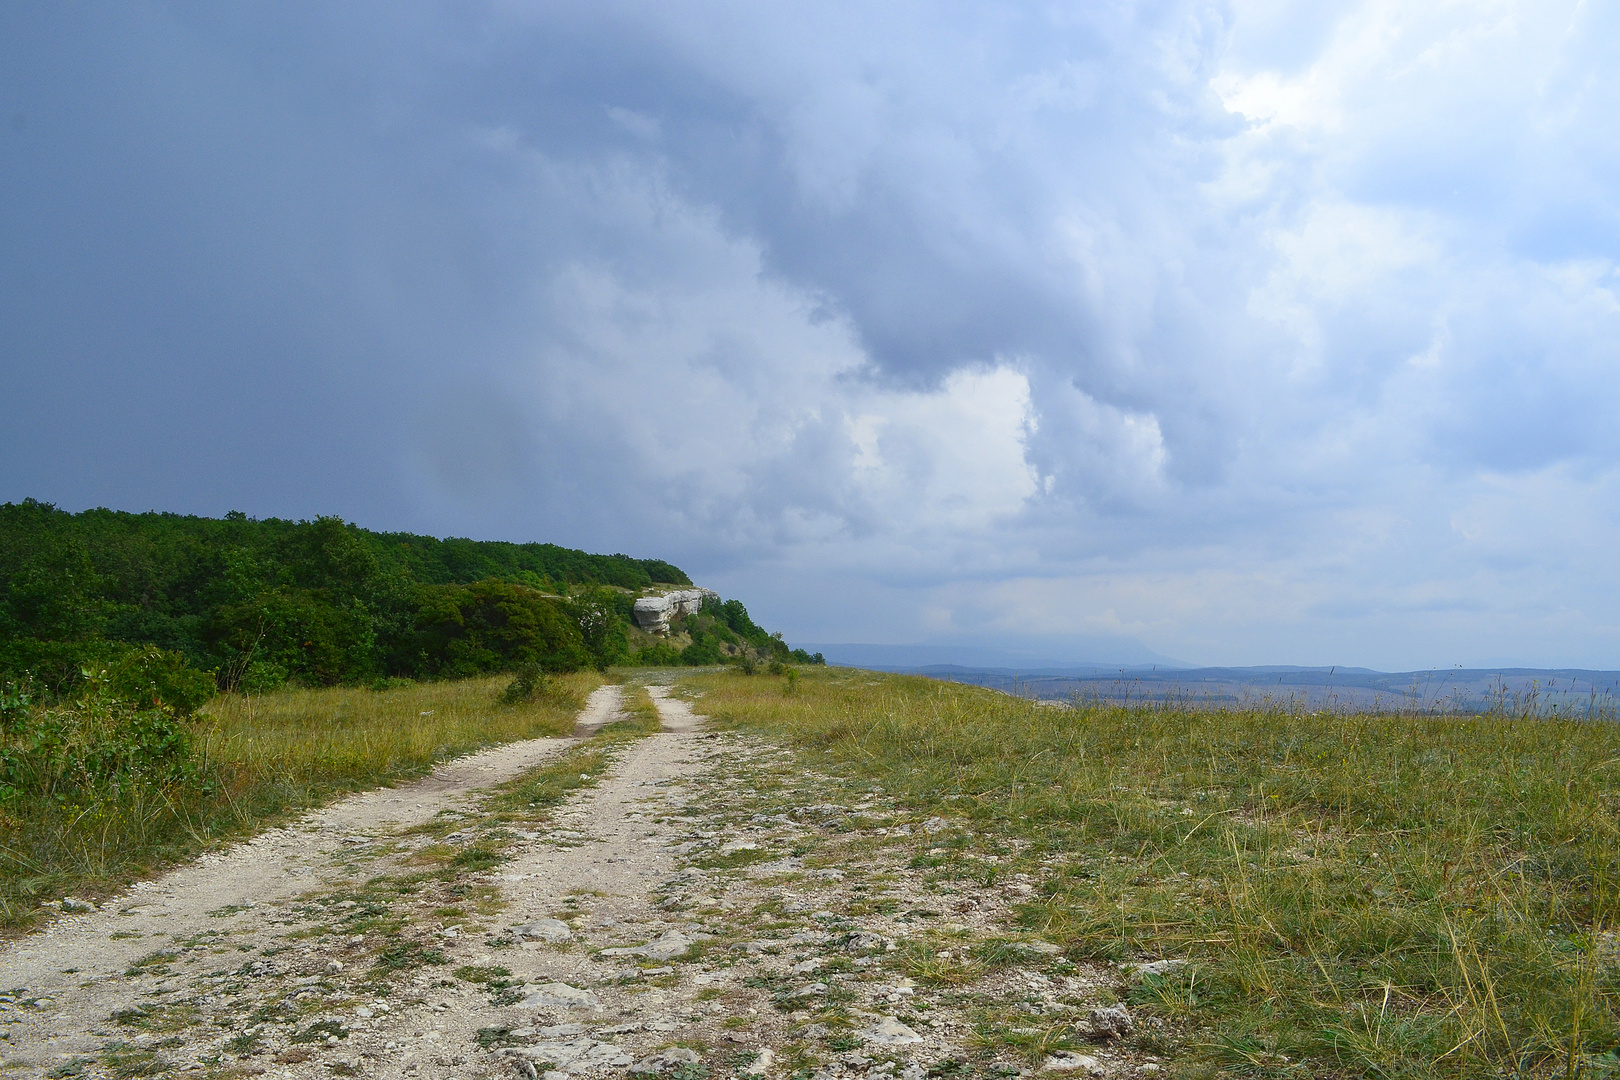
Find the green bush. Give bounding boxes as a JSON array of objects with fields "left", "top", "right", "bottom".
[
  {"left": 407, "top": 580, "right": 591, "bottom": 678},
  {"left": 564, "top": 586, "right": 631, "bottom": 668},
  {"left": 0, "top": 667, "right": 195, "bottom": 804},
  {"left": 629, "top": 642, "right": 682, "bottom": 666},
  {"left": 108, "top": 646, "right": 216, "bottom": 717},
  {"left": 679, "top": 631, "right": 723, "bottom": 666},
  {"left": 498, "top": 662, "right": 556, "bottom": 705}
]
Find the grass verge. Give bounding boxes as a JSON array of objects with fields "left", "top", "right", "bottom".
[
  {"left": 683, "top": 665, "right": 1620, "bottom": 1080},
  {"left": 0, "top": 671, "right": 601, "bottom": 931}
]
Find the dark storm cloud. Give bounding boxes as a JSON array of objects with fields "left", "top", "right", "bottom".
[{"left": 4, "top": 1, "right": 1620, "bottom": 667}]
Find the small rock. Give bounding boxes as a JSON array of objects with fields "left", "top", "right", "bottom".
[
  {"left": 1043, "top": 1052, "right": 1102, "bottom": 1075},
  {"left": 1138, "top": 1066, "right": 1161, "bottom": 1075},
  {"left": 858, "top": 1017, "right": 923, "bottom": 1047},
  {"left": 921, "top": 817, "right": 949, "bottom": 833},
  {"left": 901, "top": 1065, "right": 927, "bottom": 1080},
  {"left": 790, "top": 958, "right": 825, "bottom": 975},
  {"left": 1129, "top": 959, "right": 1187, "bottom": 978},
  {"left": 511, "top": 919, "right": 573, "bottom": 944},
  {"left": 504, "top": 1037, "right": 628, "bottom": 1071},
  {"left": 543, "top": 1072, "right": 569, "bottom": 1080},
  {"left": 629, "top": 1048, "right": 702, "bottom": 1075},
  {"left": 61, "top": 898, "right": 96, "bottom": 913},
  {"left": 354, "top": 1007, "right": 373, "bottom": 1019},
  {"left": 1014, "top": 941, "right": 1064, "bottom": 956},
  {"left": 1084, "top": 1004, "right": 1133, "bottom": 1040},
  {"left": 599, "top": 930, "right": 698, "bottom": 962},
  {"left": 745, "top": 1048, "right": 775, "bottom": 1076},
  {"left": 843, "top": 931, "right": 894, "bottom": 953},
  {"left": 511, "top": 1060, "right": 538, "bottom": 1080},
  {"left": 326, "top": 960, "right": 344, "bottom": 974},
  {"left": 518, "top": 983, "right": 599, "bottom": 1009},
  {"left": 536, "top": 1023, "right": 587, "bottom": 1038}
]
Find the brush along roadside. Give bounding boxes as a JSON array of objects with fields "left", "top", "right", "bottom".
[
  {"left": 0, "top": 671, "right": 602, "bottom": 931},
  {"left": 679, "top": 666, "right": 1620, "bottom": 1080}
]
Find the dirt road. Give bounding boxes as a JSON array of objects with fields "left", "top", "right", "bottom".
[{"left": 0, "top": 682, "right": 1151, "bottom": 1080}]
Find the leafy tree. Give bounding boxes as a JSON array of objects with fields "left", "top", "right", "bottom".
[
  {"left": 406, "top": 580, "right": 590, "bottom": 678},
  {"left": 565, "top": 586, "right": 632, "bottom": 668}
]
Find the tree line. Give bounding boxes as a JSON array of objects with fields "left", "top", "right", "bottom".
[{"left": 0, "top": 500, "right": 813, "bottom": 703}]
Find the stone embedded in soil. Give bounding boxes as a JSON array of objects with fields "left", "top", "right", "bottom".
[
  {"left": 1084, "top": 1003, "right": 1134, "bottom": 1040},
  {"left": 843, "top": 931, "right": 894, "bottom": 952},
  {"left": 505, "top": 1035, "right": 633, "bottom": 1070},
  {"left": 630, "top": 1047, "right": 703, "bottom": 1075},
  {"left": 746, "top": 1047, "right": 776, "bottom": 1075},
  {"left": 517, "top": 982, "right": 599, "bottom": 1009},
  {"left": 510, "top": 918, "right": 573, "bottom": 943},
  {"left": 1127, "top": 959, "right": 1187, "bottom": 978},
  {"left": 1043, "top": 1051, "right": 1103, "bottom": 1075},
  {"left": 599, "top": 929, "right": 699, "bottom": 961},
  {"left": 1013, "top": 940, "right": 1064, "bottom": 956},
  {"left": 858, "top": 1015, "right": 923, "bottom": 1046}
]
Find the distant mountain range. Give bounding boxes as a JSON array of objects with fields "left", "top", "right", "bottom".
[{"left": 798, "top": 640, "right": 1190, "bottom": 671}]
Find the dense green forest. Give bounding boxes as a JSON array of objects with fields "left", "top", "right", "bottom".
[{"left": 0, "top": 500, "right": 813, "bottom": 698}]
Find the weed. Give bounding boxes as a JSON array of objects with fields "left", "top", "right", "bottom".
[
  {"left": 372, "top": 940, "right": 446, "bottom": 971},
  {"left": 290, "top": 1020, "right": 348, "bottom": 1044}
]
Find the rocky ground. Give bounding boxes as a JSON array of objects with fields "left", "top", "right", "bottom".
[{"left": 1, "top": 682, "right": 1163, "bottom": 1080}]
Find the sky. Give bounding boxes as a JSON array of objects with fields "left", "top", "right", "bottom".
[{"left": 3, "top": 1, "right": 1619, "bottom": 670}]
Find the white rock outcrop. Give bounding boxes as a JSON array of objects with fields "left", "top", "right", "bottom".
[{"left": 632, "top": 588, "right": 718, "bottom": 634}]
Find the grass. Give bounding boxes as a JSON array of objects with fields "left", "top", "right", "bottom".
[
  {"left": 684, "top": 666, "right": 1620, "bottom": 1080},
  {"left": 0, "top": 671, "right": 601, "bottom": 930}
]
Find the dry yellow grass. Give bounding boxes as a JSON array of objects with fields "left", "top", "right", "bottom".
[{"left": 2, "top": 672, "right": 601, "bottom": 929}]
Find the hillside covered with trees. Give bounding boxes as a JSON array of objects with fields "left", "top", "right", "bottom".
[{"left": 0, "top": 500, "right": 810, "bottom": 698}]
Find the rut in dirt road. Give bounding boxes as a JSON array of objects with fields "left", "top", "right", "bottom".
[{"left": 0, "top": 685, "right": 627, "bottom": 1073}]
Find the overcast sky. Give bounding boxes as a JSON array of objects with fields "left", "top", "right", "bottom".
[{"left": 3, "top": 1, "right": 1619, "bottom": 669}]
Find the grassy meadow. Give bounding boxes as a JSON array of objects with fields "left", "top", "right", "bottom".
[
  {"left": 684, "top": 666, "right": 1620, "bottom": 1080},
  {"left": 0, "top": 671, "right": 600, "bottom": 930}
]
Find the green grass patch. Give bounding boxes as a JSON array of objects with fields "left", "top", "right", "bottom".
[{"left": 685, "top": 666, "right": 1620, "bottom": 1080}]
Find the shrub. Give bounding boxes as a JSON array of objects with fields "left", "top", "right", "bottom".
[
  {"left": 499, "top": 662, "right": 555, "bottom": 705},
  {"left": 406, "top": 580, "right": 591, "bottom": 678},
  {"left": 630, "top": 642, "right": 682, "bottom": 666},
  {"left": 564, "top": 586, "right": 631, "bottom": 669},
  {"left": 108, "top": 646, "right": 215, "bottom": 717},
  {"left": 0, "top": 668, "right": 195, "bottom": 804}
]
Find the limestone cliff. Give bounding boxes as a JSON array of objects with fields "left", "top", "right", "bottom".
[{"left": 631, "top": 588, "right": 719, "bottom": 635}]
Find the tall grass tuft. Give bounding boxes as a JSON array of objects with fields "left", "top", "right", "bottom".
[
  {"left": 0, "top": 672, "right": 600, "bottom": 930},
  {"left": 689, "top": 667, "right": 1620, "bottom": 1079}
]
